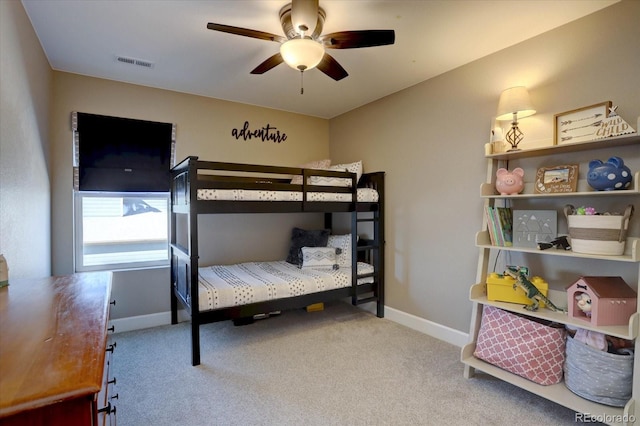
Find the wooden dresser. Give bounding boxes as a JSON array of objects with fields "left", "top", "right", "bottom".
[{"left": 0, "top": 272, "right": 114, "bottom": 426}]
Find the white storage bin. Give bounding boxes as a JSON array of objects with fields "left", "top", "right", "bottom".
[{"left": 564, "top": 205, "right": 633, "bottom": 255}]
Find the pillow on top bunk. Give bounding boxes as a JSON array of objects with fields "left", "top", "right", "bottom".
[
  {"left": 309, "top": 160, "right": 363, "bottom": 187},
  {"left": 286, "top": 227, "right": 330, "bottom": 265},
  {"left": 332, "top": 160, "right": 363, "bottom": 183},
  {"left": 290, "top": 159, "right": 331, "bottom": 185},
  {"left": 327, "top": 234, "right": 357, "bottom": 267},
  {"left": 300, "top": 246, "right": 341, "bottom": 269}
]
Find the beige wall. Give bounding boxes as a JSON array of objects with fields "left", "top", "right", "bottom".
[
  {"left": 49, "top": 73, "right": 330, "bottom": 318},
  {"left": 330, "top": 0, "right": 640, "bottom": 333},
  {"left": 0, "top": 0, "right": 52, "bottom": 279}
]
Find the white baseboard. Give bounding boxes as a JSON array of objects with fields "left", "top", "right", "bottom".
[
  {"left": 383, "top": 306, "right": 469, "bottom": 348},
  {"left": 111, "top": 305, "right": 469, "bottom": 348},
  {"left": 357, "top": 303, "right": 468, "bottom": 347}
]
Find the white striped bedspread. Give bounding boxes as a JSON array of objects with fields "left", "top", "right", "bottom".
[{"left": 197, "top": 261, "right": 375, "bottom": 312}]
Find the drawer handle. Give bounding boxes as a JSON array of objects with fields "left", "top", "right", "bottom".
[
  {"left": 111, "top": 393, "right": 119, "bottom": 400},
  {"left": 98, "top": 402, "right": 116, "bottom": 415},
  {"left": 108, "top": 377, "right": 116, "bottom": 386},
  {"left": 106, "top": 342, "right": 117, "bottom": 353},
  {"left": 110, "top": 300, "right": 116, "bottom": 306},
  {"left": 108, "top": 325, "right": 115, "bottom": 333}
]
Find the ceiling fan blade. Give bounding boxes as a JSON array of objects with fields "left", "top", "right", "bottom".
[
  {"left": 320, "top": 30, "right": 395, "bottom": 49},
  {"left": 316, "top": 53, "right": 348, "bottom": 81},
  {"left": 291, "top": 0, "right": 318, "bottom": 35},
  {"left": 250, "top": 53, "right": 284, "bottom": 74},
  {"left": 207, "top": 23, "right": 287, "bottom": 43}
]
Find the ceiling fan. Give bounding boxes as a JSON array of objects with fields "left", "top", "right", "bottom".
[{"left": 206, "top": 0, "right": 395, "bottom": 82}]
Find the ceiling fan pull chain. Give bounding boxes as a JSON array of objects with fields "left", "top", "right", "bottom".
[{"left": 300, "top": 70, "right": 304, "bottom": 95}]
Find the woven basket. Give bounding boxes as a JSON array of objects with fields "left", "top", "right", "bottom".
[
  {"left": 564, "top": 205, "right": 634, "bottom": 255},
  {"left": 564, "top": 335, "right": 633, "bottom": 407}
]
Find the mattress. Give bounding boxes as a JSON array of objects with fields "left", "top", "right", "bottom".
[
  {"left": 197, "top": 261, "right": 375, "bottom": 312},
  {"left": 197, "top": 187, "right": 378, "bottom": 203}
]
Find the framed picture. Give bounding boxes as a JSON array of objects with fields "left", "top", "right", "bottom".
[
  {"left": 554, "top": 101, "right": 611, "bottom": 145},
  {"left": 534, "top": 164, "right": 578, "bottom": 194}
]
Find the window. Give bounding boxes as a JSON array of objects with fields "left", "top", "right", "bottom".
[
  {"left": 71, "top": 112, "right": 176, "bottom": 272},
  {"left": 75, "top": 193, "right": 169, "bottom": 272}
]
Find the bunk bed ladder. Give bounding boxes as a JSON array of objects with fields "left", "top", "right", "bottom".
[{"left": 352, "top": 206, "right": 384, "bottom": 318}]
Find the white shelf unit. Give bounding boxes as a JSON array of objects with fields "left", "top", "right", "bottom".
[
  {"left": 475, "top": 233, "right": 640, "bottom": 263},
  {"left": 462, "top": 134, "right": 640, "bottom": 426},
  {"left": 480, "top": 171, "right": 640, "bottom": 199}
]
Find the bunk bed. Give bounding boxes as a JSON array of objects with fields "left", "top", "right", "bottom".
[{"left": 170, "top": 156, "right": 385, "bottom": 365}]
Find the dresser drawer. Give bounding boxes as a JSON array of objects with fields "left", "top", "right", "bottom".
[
  {"left": 0, "top": 398, "right": 94, "bottom": 426},
  {"left": 96, "top": 330, "right": 117, "bottom": 425}
]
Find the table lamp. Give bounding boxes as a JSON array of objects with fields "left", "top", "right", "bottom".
[{"left": 496, "top": 86, "right": 536, "bottom": 151}]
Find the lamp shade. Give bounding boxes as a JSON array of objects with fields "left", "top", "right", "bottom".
[
  {"left": 280, "top": 38, "right": 325, "bottom": 71},
  {"left": 496, "top": 86, "right": 536, "bottom": 121}
]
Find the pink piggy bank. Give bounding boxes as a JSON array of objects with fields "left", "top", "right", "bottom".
[{"left": 495, "top": 168, "right": 524, "bottom": 195}]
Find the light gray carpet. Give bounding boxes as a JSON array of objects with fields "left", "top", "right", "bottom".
[{"left": 111, "top": 301, "right": 594, "bottom": 425}]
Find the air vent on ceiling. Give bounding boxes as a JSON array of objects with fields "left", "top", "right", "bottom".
[{"left": 116, "top": 55, "right": 155, "bottom": 69}]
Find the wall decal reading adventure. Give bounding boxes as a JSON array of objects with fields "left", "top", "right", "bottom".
[{"left": 232, "top": 121, "right": 287, "bottom": 143}]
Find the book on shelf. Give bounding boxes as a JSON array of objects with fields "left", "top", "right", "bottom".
[
  {"left": 484, "top": 206, "right": 497, "bottom": 245},
  {"left": 484, "top": 206, "right": 512, "bottom": 246},
  {"left": 496, "top": 207, "right": 513, "bottom": 246}
]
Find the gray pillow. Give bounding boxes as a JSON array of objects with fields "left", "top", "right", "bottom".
[{"left": 286, "top": 227, "right": 330, "bottom": 265}]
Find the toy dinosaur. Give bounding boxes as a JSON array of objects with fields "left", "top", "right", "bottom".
[{"left": 504, "top": 265, "right": 566, "bottom": 313}]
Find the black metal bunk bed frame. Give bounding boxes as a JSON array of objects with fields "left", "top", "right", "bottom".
[{"left": 170, "top": 156, "right": 385, "bottom": 366}]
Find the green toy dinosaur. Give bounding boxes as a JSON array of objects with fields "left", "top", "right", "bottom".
[{"left": 504, "top": 266, "right": 566, "bottom": 313}]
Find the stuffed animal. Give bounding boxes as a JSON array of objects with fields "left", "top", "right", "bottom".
[{"left": 575, "top": 292, "right": 592, "bottom": 317}]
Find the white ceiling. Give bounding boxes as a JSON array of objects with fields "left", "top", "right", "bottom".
[{"left": 21, "top": 0, "right": 617, "bottom": 119}]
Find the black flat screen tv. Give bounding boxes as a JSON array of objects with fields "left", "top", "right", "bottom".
[{"left": 76, "top": 113, "right": 173, "bottom": 192}]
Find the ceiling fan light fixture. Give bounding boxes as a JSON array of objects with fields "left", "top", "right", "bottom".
[
  {"left": 291, "top": 0, "right": 318, "bottom": 36},
  {"left": 280, "top": 38, "right": 324, "bottom": 71}
]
